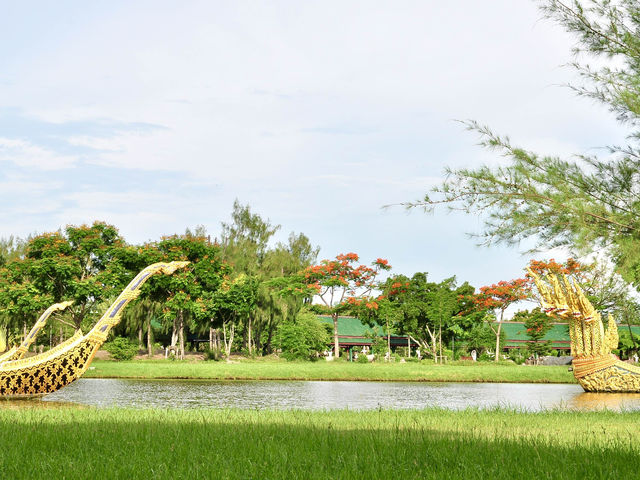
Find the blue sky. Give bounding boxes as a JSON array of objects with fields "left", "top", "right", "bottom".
[{"left": 0, "top": 1, "right": 628, "bottom": 290}]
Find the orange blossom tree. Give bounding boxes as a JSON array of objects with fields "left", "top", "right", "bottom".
[{"left": 303, "top": 253, "right": 391, "bottom": 357}]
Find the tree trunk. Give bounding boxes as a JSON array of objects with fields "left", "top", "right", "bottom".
[
  {"left": 178, "top": 310, "right": 185, "bottom": 360},
  {"left": 209, "top": 326, "right": 214, "bottom": 350},
  {"left": 494, "top": 309, "right": 504, "bottom": 363},
  {"left": 223, "top": 322, "right": 235, "bottom": 359},
  {"left": 170, "top": 318, "right": 178, "bottom": 348},
  {"left": 264, "top": 314, "right": 274, "bottom": 355},
  {"left": 439, "top": 321, "right": 443, "bottom": 361},
  {"left": 138, "top": 326, "right": 143, "bottom": 349},
  {"left": 426, "top": 326, "right": 437, "bottom": 363},
  {"left": 407, "top": 336, "right": 411, "bottom": 357},
  {"left": 247, "top": 317, "right": 252, "bottom": 356},
  {"left": 146, "top": 316, "right": 153, "bottom": 358},
  {"left": 333, "top": 312, "right": 340, "bottom": 358},
  {"left": 387, "top": 320, "right": 391, "bottom": 361}
]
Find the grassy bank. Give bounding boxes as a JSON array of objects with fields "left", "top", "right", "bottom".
[
  {"left": 84, "top": 358, "right": 577, "bottom": 384},
  {"left": 0, "top": 406, "right": 635, "bottom": 479}
]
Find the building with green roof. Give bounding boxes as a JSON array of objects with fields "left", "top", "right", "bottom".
[
  {"left": 317, "top": 315, "right": 640, "bottom": 356},
  {"left": 316, "top": 315, "right": 416, "bottom": 351}
]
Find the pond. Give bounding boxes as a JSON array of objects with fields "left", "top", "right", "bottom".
[{"left": 22, "top": 378, "right": 640, "bottom": 411}]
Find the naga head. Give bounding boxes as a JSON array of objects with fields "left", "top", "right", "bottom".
[{"left": 157, "top": 261, "right": 191, "bottom": 275}]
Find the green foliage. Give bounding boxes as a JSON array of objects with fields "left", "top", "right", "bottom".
[
  {"left": 513, "top": 308, "right": 553, "bottom": 357},
  {"left": 104, "top": 337, "right": 139, "bottom": 361},
  {"left": 204, "top": 347, "right": 221, "bottom": 361},
  {"left": 364, "top": 328, "right": 388, "bottom": 357},
  {"left": 465, "top": 320, "right": 505, "bottom": 354},
  {"left": 508, "top": 347, "right": 528, "bottom": 365},
  {"left": 375, "top": 272, "right": 479, "bottom": 360},
  {"left": 355, "top": 353, "right": 369, "bottom": 363},
  {"left": 615, "top": 330, "right": 640, "bottom": 359},
  {"left": 276, "top": 311, "right": 330, "bottom": 360}
]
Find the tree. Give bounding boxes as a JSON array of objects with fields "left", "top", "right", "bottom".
[
  {"left": 473, "top": 278, "right": 529, "bottom": 362},
  {"left": 407, "top": 1, "right": 640, "bottom": 289},
  {"left": 134, "top": 234, "right": 229, "bottom": 360},
  {"left": 276, "top": 310, "right": 330, "bottom": 360},
  {"left": 219, "top": 200, "right": 280, "bottom": 276},
  {"left": 376, "top": 272, "right": 478, "bottom": 362},
  {"left": 513, "top": 308, "right": 553, "bottom": 358},
  {"left": 218, "top": 201, "right": 319, "bottom": 356},
  {"left": 304, "top": 253, "right": 391, "bottom": 357},
  {"left": 0, "top": 236, "right": 27, "bottom": 266},
  {"left": 16, "top": 222, "right": 128, "bottom": 330}
]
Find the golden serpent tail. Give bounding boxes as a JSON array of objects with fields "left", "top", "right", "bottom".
[{"left": 0, "top": 301, "right": 73, "bottom": 363}]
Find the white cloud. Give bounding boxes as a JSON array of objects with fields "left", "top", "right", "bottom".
[
  {"left": 0, "top": 0, "right": 630, "bottom": 287},
  {"left": 0, "top": 138, "right": 77, "bottom": 169}
]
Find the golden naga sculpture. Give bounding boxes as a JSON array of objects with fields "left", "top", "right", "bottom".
[
  {"left": 0, "top": 261, "right": 189, "bottom": 397},
  {"left": 0, "top": 301, "right": 73, "bottom": 363},
  {"left": 528, "top": 268, "right": 640, "bottom": 392}
]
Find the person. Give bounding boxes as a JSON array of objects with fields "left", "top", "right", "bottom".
[{"left": 471, "top": 349, "right": 477, "bottom": 362}]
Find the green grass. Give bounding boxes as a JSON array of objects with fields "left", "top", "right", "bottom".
[
  {"left": 84, "top": 358, "right": 577, "bottom": 384},
  {"left": 0, "top": 406, "right": 636, "bottom": 479}
]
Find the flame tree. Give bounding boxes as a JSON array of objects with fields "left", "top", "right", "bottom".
[
  {"left": 303, "top": 253, "right": 391, "bottom": 357},
  {"left": 473, "top": 278, "right": 529, "bottom": 362}
]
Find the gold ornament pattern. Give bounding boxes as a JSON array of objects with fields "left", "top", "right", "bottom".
[
  {"left": 528, "top": 268, "right": 640, "bottom": 392},
  {"left": 0, "top": 261, "right": 188, "bottom": 397}
]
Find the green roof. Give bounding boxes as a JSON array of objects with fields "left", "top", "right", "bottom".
[
  {"left": 317, "top": 315, "right": 382, "bottom": 336},
  {"left": 499, "top": 322, "right": 640, "bottom": 349},
  {"left": 500, "top": 322, "right": 570, "bottom": 349},
  {"left": 316, "top": 316, "right": 640, "bottom": 350},
  {"left": 316, "top": 315, "right": 413, "bottom": 347}
]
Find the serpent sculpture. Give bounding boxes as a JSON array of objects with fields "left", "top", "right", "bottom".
[
  {"left": 528, "top": 268, "right": 640, "bottom": 392},
  {"left": 0, "top": 300, "right": 73, "bottom": 363},
  {"left": 0, "top": 261, "right": 189, "bottom": 397}
]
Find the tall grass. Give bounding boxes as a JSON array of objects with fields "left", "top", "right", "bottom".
[
  {"left": 0, "top": 406, "right": 636, "bottom": 479},
  {"left": 85, "top": 359, "right": 577, "bottom": 384}
]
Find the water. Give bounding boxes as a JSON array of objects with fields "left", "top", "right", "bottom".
[{"left": 21, "top": 378, "right": 640, "bottom": 411}]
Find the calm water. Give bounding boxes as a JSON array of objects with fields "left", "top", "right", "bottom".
[{"left": 16, "top": 378, "right": 640, "bottom": 411}]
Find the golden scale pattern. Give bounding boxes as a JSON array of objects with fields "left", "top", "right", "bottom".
[
  {"left": 0, "top": 261, "right": 188, "bottom": 397},
  {"left": 528, "top": 268, "right": 640, "bottom": 392}
]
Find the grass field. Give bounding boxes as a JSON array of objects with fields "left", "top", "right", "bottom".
[
  {"left": 0, "top": 406, "right": 635, "bottom": 479},
  {"left": 84, "top": 358, "right": 577, "bottom": 384}
]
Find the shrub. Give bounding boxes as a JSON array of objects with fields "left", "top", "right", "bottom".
[
  {"left": 508, "top": 347, "right": 527, "bottom": 365},
  {"left": 204, "top": 347, "right": 221, "bottom": 361},
  {"left": 356, "top": 353, "right": 369, "bottom": 363},
  {"left": 277, "top": 311, "right": 331, "bottom": 361},
  {"left": 104, "top": 337, "right": 139, "bottom": 361}
]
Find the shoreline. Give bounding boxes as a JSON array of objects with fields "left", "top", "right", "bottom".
[{"left": 83, "top": 359, "right": 578, "bottom": 384}]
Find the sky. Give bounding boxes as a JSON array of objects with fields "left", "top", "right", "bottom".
[{"left": 0, "top": 1, "right": 629, "bottom": 290}]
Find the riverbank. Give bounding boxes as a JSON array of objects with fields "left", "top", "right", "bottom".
[
  {"left": 84, "top": 358, "right": 577, "bottom": 384},
  {"left": 0, "top": 406, "right": 635, "bottom": 479}
]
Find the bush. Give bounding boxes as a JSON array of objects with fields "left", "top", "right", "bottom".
[
  {"left": 204, "top": 347, "right": 221, "bottom": 361},
  {"left": 356, "top": 353, "right": 369, "bottom": 363},
  {"left": 277, "top": 311, "right": 331, "bottom": 361},
  {"left": 508, "top": 347, "right": 527, "bottom": 365},
  {"left": 104, "top": 337, "right": 139, "bottom": 361}
]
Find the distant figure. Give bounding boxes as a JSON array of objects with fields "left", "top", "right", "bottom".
[
  {"left": 634, "top": 353, "right": 639, "bottom": 363},
  {"left": 416, "top": 349, "right": 422, "bottom": 360},
  {"left": 471, "top": 350, "right": 477, "bottom": 362}
]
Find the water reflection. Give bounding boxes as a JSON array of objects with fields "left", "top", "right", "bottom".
[
  {"left": 567, "top": 392, "right": 640, "bottom": 411},
  {"left": 0, "top": 379, "right": 630, "bottom": 412}
]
